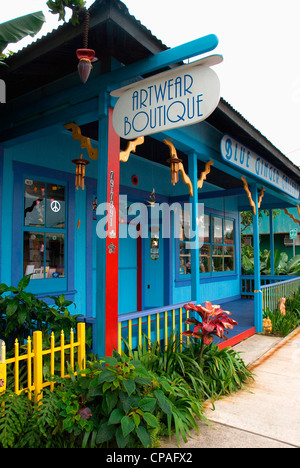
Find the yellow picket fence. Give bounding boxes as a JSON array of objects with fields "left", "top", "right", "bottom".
[{"left": 0, "top": 322, "right": 86, "bottom": 403}]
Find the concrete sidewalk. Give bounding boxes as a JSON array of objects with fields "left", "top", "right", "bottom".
[{"left": 160, "top": 328, "right": 300, "bottom": 449}]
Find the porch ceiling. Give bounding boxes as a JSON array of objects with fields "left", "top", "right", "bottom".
[{"left": 78, "top": 120, "right": 245, "bottom": 192}]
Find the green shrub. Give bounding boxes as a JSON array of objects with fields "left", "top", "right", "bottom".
[
  {"left": 0, "top": 275, "right": 82, "bottom": 351},
  {"left": 264, "top": 308, "right": 300, "bottom": 336},
  {"left": 0, "top": 351, "right": 208, "bottom": 448}
]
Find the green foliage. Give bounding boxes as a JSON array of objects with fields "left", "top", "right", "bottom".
[
  {"left": 47, "top": 0, "right": 86, "bottom": 25},
  {"left": 0, "top": 390, "right": 32, "bottom": 448},
  {"left": 264, "top": 309, "right": 299, "bottom": 337},
  {"left": 242, "top": 248, "right": 300, "bottom": 276},
  {"left": 264, "top": 291, "right": 300, "bottom": 336},
  {"left": 0, "top": 281, "right": 254, "bottom": 448},
  {"left": 0, "top": 331, "right": 254, "bottom": 449},
  {"left": 0, "top": 11, "right": 45, "bottom": 60},
  {"left": 0, "top": 275, "right": 82, "bottom": 352},
  {"left": 0, "top": 353, "right": 205, "bottom": 448},
  {"left": 179, "top": 339, "right": 254, "bottom": 398}
]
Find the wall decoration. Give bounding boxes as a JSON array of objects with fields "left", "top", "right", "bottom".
[
  {"left": 147, "top": 188, "right": 156, "bottom": 207},
  {"left": 131, "top": 175, "right": 139, "bottom": 186},
  {"left": 150, "top": 236, "right": 159, "bottom": 260}
]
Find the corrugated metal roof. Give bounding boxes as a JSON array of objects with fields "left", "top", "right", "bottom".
[{"left": 3, "top": 0, "right": 168, "bottom": 61}]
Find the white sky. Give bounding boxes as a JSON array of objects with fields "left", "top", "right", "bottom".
[{"left": 1, "top": 0, "right": 300, "bottom": 167}]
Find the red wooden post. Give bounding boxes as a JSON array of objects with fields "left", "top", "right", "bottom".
[{"left": 105, "top": 108, "right": 120, "bottom": 355}]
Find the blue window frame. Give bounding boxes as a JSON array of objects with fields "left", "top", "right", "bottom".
[
  {"left": 12, "top": 162, "right": 75, "bottom": 297},
  {"left": 177, "top": 208, "right": 236, "bottom": 279},
  {"left": 23, "top": 178, "right": 67, "bottom": 280}
]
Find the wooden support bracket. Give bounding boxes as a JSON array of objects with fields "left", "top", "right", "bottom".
[
  {"left": 120, "top": 137, "right": 144, "bottom": 162},
  {"left": 64, "top": 122, "right": 98, "bottom": 160},
  {"left": 241, "top": 177, "right": 265, "bottom": 215},
  {"left": 198, "top": 161, "right": 214, "bottom": 189},
  {"left": 283, "top": 207, "right": 300, "bottom": 226}
]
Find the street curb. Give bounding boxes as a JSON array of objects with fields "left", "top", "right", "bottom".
[{"left": 248, "top": 326, "right": 300, "bottom": 371}]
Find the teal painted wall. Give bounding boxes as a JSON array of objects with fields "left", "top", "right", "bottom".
[{"left": 1, "top": 131, "right": 98, "bottom": 317}]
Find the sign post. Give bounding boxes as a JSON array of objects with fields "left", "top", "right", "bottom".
[{"left": 290, "top": 229, "right": 297, "bottom": 256}]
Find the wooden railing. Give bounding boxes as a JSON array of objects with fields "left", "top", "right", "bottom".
[
  {"left": 241, "top": 275, "right": 298, "bottom": 297},
  {"left": 261, "top": 277, "right": 300, "bottom": 312},
  {"left": 118, "top": 302, "right": 196, "bottom": 353}
]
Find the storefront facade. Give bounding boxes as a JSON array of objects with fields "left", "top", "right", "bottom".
[{"left": 1, "top": 0, "right": 300, "bottom": 356}]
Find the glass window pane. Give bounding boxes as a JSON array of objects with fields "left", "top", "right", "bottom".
[
  {"left": 46, "top": 184, "right": 66, "bottom": 229},
  {"left": 200, "top": 244, "right": 211, "bottom": 273},
  {"left": 24, "top": 180, "right": 45, "bottom": 227},
  {"left": 224, "top": 246, "right": 235, "bottom": 271},
  {"left": 179, "top": 210, "right": 191, "bottom": 241},
  {"left": 212, "top": 217, "right": 223, "bottom": 244},
  {"left": 212, "top": 246, "right": 223, "bottom": 272},
  {"left": 23, "top": 232, "right": 45, "bottom": 279},
  {"left": 46, "top": 233, "right": 65, "bottom": 278},
  {"left": 224, "top": 219, "right": 234, "bottom": 244},
  {"left": 199, "top": 214, "right": 210, "bottom": 244},
  {"left": 179, "top": 242, "right": 191, "bottom": 275}
]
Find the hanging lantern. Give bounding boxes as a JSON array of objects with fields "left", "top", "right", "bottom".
[
  {"left": 72, "top": 154, "right": 90, "bottom": 190},
  {"left": 76, "top": 48, "right": 96, "bottom": 84}
]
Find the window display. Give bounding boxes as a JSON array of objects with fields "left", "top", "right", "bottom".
[
  {"left": 178, "top": 211, "right": 235, "bottom": 277},
  {"left": 23, "top": 180, "right": 66, "bottom": 279}
]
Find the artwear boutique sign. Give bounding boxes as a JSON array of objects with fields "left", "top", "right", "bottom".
[
  {"left": 220, "top": 135, "right": 300, "bottom": 199},
  {"left": 111, "top": 56, "right": 222, "bottom": 140}
]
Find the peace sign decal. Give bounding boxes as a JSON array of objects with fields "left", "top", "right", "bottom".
[{"left": 51, "top": 200, "right": 61, "bottom": 213}]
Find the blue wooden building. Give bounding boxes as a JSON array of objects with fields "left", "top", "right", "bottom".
[{"left": 1, "top": 0, "right": 300, "bottom": 356}]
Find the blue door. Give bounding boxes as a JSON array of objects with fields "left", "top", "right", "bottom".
[{"left": 118, "top": 222, "right": 138, "bottom": 315}]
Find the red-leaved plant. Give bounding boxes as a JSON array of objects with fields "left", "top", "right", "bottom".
[{"left": 182, "top": 302, "right": 238, "bottom": 359}]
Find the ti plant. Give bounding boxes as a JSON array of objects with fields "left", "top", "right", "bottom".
[{"left": 183, "top": 302, "right": 238, "bottom": 359}]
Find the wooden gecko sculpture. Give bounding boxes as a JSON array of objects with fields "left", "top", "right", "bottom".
[
  {"left": 163, "top": 139, "right": 193, "bottom": 197},
  {"left": 64, "top": 123, "right": 98, "bottom": 160}
]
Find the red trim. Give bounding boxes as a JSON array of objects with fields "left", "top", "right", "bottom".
[
  {"left": 105, "top": 108, "right": 120, "bottom": 356},
  {"left": 137, "top": 230, "right": 142, "bottom": 311},
  {"left": 217, "top": 327, "right": 256, "bottom": 350}
]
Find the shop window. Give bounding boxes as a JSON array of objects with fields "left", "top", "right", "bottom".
[
  {"left": 23, "top": 179, "right": 66, "bottom": 279},
  {"left": 179, "top": 210, "right": 191, "bottom": 275},
  {"left": 179, "top": 211, "right": 236, "bottom": 277}
]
